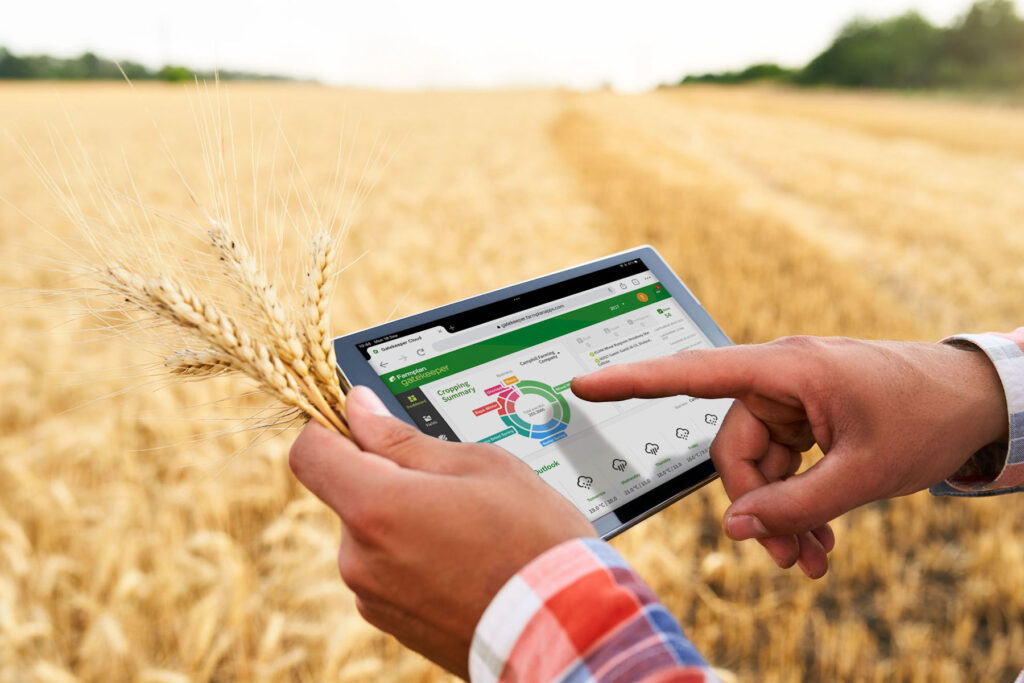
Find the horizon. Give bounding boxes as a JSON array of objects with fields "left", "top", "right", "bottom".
[{"left": 3, "top": 1, "right": 1017, "bottom": 92}]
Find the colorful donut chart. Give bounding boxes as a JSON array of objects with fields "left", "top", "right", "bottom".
[{"left": 494, "top": 379, "right": 570, "bottom": 441}]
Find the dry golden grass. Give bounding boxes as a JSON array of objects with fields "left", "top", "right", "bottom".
[{"left": 2, "top": 82, "right": 1023, "bottom": 681}]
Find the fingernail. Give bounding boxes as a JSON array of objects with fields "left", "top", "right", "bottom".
[
  {"left": 350, "top": 386, "right": 390, "bottom": 416},
  {"left": 725, "top": 514, "right": 769, "bottom": 540}
]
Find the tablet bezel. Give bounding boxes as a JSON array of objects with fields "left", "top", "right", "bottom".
[{"left": 333, "top": 245, "right": 732, "bottom": 539}]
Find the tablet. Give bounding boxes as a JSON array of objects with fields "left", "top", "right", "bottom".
[{"left": 334, "top": 246, "right": 733, "bottom": 539}]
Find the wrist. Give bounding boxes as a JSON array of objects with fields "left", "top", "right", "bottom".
[{"left": 947, "top": 341, "right": 1009, "bottom": 448}]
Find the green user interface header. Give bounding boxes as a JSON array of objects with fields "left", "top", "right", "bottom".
[{"left": 380, "top": 283, "right": 670, "bottom": 393}]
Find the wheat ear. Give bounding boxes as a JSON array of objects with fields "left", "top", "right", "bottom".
[
  {"left": 99, "top": 265, "right": 349, "bottom": 436},
  {"left": 304, "top": 233, "right": 345, "bottom": 409},
  {"left": 206, "top": 228, "right": 348, "bottom": 433},
  {"left": 165, "top": 348, "right": 238, "bottom": 377}
]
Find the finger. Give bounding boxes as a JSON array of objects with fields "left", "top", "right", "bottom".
[
  {"left": 724, "top": 448, "right": 873, "bottom": 538},
  {"left": 786, "top": 451, "right": 803, "bottom": 477},
  {"left": 709, "top": 403, "right": 807, "bottom": 571},
  {"left": 709, "top": 401, "right": 773, "bottom": 503},
  {"left": 795, "top": 530, "right": 829, "bottom": 579},
  {"left": 347, "top": 386, "right": 469, "bottom": 473},
  {"left": 758, "top": 444, "right": 795, "bottom": 482},
  {"left": 289, "top": 420, "right": 397, "bottom": 516},
  {"left": 758, "top": 535, "right": 799, "bottom": 569},
  {"left": 764, "top": 421, "right": 816, "bottom": 453},
  {"left": 812, "top": 524, "right": 836, "bottom": 553},
  {"left": 572, "top": 346, "right": 764, "bottom": 402}
]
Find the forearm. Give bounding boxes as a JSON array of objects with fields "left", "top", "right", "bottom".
[{"left": 470, "top": 538, "right": 716, "bottom": 683}]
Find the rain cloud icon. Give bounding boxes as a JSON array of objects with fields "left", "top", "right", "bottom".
[
  {"left": 645, "top": 442, "right": 660, "bottom": 455},
  {"left": 577, "top": 476, "right": 594, "bottom": 490}
]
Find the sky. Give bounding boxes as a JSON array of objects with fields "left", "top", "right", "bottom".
[{"left": 1, "top": 1, "right": 1013, "bottom": 91}]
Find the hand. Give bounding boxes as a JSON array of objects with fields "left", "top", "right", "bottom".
[
  {"left": 572, "top": 336, "right": 1008, "bottom": 578},
  {"left": 288, "top": 386, "right": 596, "bottom": 678}
]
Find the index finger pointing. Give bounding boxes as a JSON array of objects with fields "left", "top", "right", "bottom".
[{"left": 571, "top": 346, "right": 760, "bottom": 403}]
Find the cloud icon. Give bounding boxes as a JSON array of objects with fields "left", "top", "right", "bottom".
[
  {"left": 576, "top": 476, "right": 594, "bottom": 490},
  {"left": 675, "top": 428, "right": 689, "bottom": 440},
  {"left": 612, "top": 459, "right": 627, "bottom": 472},
  {"left": 704, "top": 414, "right": 718, "bottom": 426},
  {"left": 645, "top": 442, "right": 659, "bottom": 455}
]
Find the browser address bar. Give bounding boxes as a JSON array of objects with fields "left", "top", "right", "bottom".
[{"left": 431, "top": 286, "right": 612, "bottom": 353}]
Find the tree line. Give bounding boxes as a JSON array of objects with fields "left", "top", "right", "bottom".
[
  {"left": 679, "top": 0, "right": 1024, "bottom": 90},
  {"left": 0, "top": 47, "right": 292, "bottom": 82}
]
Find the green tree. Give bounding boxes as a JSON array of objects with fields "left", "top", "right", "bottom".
[
  {"left": 938, "top": 0, "right": 1024, "bottom": 86},
  {"left": 158, "top": 65, "right": 195, "bottom": 82},
  {"left": 797, "top": 11, "right": 940, "bottom": 87}
]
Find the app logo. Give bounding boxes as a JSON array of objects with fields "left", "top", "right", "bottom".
[{"left": 612, "top": 459, "right": 627, "bottom": 472}]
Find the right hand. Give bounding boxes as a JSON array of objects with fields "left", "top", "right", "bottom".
[{"left": 572, "top": 336, "right": 1009, "bottom": 578}]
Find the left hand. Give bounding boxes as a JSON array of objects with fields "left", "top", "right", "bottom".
[{"left": 288, "top": 386, "right": 597, "bottom": 678}]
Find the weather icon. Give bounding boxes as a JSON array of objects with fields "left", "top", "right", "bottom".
[
  {"left": 612, "top": 459, "right": 627, "bottom": 472},
  {"left": 675, "top": 428, "right": 690, "bottom": 440},
  {"left": 704, "top": 414, "right": 718, "bottom": 426},
  {"left": 644, "top": 442, "right": 660, "bottom": 456},
  {"left": 576, "top": 475, "right": 594, "bottom": 490}
]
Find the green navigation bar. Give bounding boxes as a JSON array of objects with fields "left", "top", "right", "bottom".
[{"left": 380, "top": 283, "right": 670, "bottom": 393}]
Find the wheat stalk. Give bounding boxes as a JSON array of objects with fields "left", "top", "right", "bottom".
[{"left": 98, "top": 263, "right": 350, "bottom": 436}]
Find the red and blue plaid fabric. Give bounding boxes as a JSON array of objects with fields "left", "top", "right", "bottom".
[{"left": 469, "top": 538, "right": 716, "bottom": 682}]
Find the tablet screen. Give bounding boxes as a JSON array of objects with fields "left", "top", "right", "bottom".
[{"left": 355, "top": 258, "right": 730, "bottom": 522}]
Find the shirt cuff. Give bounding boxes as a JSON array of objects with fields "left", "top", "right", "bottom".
[
  {"left": 933, "top": 331, "right": 1024, "bottom": 495},
  {"left": 469, "top": 537, "right": 714, "bottom": 683}
]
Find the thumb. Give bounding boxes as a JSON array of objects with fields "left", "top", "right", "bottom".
[
  {"left": 571, "top": 346, "right": 761, "bottom": 402},
  {"left": 347, "top": 386, "right": 453, "bottom": 472},
  {"left": 723, "top": 450, "right": 875, "bottom": 538}
]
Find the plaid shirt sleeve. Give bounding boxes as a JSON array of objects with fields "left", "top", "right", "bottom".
[
  {"left": 931, "top": 327, "right": 1024, "bottom": 497},
  {"left": 469, "top": 537, "right": 716, "bottom": 683}
]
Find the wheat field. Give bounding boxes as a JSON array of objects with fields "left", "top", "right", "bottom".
[{"left": 2, "top": 82, "right": 1024, "bottom": 682}]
